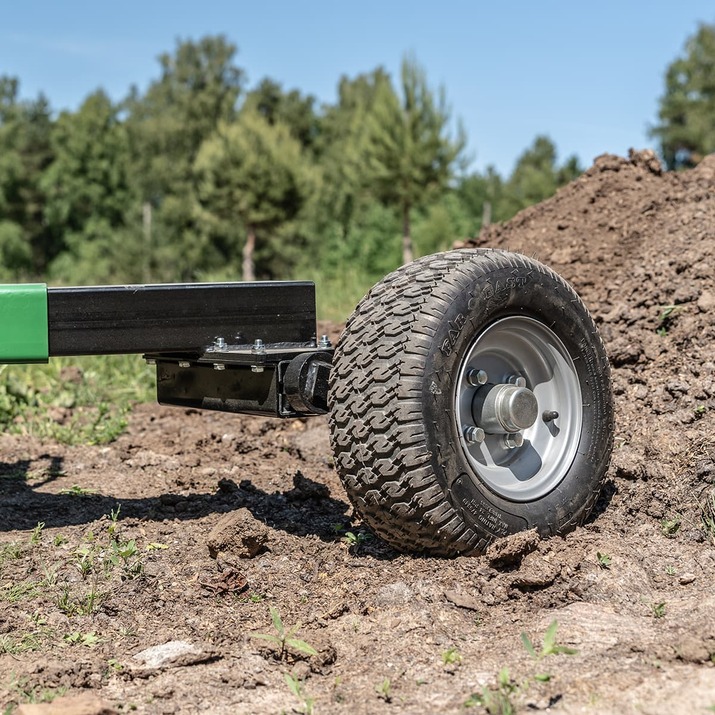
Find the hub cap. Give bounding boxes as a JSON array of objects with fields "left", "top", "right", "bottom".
[{"left": 455, "top": 316, "right": 582, "bottom": 502}]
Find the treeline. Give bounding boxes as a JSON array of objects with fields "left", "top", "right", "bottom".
[{"left": 0, "top": 36, "right": 583, "bottom": 310}]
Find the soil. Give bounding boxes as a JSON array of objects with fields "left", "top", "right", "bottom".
[{"left": 2, "top": 149, "right": 715, "bottom": 714}]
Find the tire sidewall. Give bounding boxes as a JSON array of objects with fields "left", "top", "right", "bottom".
[{"left": 422, "top": 255, "right": 613, "bottom": 539}]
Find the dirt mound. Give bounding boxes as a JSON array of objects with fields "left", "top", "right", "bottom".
[
  {"left": 460, "top": 149, "right": 715, "bottom": 534},
  {"left": 3, "top": 152, "right": 715, "bottom": 714}
]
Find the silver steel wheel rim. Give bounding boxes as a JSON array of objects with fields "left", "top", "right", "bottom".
[{"left": 455, "top": 316, "right": 582, "bottom": 502}]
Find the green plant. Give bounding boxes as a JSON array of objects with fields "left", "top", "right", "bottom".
[
  {"left": 284, "top": 672, "right": 314, "bottom": 715},
  {"left": 59, "top": 484, "right": 96, "bottom": 497},
  {"left": 5, "top": 676, "right": 67, "bottom": 708},
  {"left": 650, "top": 601, "right": 667, "bottom": 619},
  {"left": 665, "top": 564, "right": 677, "bottom": 576},
  {"left": 701, "top": 489, "right": 715, "bottom": 544},
  {"left": 465, "top": 667, "right": 517, "bottom": 714},
  {"left": 341, "top": 530, "right": 372, "bottom": 554},
  {"left": 375, "top": 677, "right": 392, "bottom": 703},
  {"left": 442, "top": 647, "right": 463, "bottom": 666},
  {"left": 63, "top": 631, "right": 99, "bottom": 647},
  {"left": 596, "top": 552, "right": 612, "bottom": 569},
  {"left": 656, "top": 304, "right": 681, "bottom": 336},
  {"left": 661, "top": 518, "right": 681, "bottom": 538},
  {"left": 29, "top": 521, "right": 45, "bottom": 545},
  {"left": 252, "top": 606, "right": 317, "bottom": 660},
  {"left": 521, "top": 620, "right": 578, "bottom": 661}
]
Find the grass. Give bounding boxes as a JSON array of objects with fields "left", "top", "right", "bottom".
[{"left": 0, "top": 354, "right": 153, "bottom": 445}]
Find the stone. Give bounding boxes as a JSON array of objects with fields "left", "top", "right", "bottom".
[
  {"left": 206, "top": 508, "right": 268, "bottom": 559},
  {"left": 17, "top": 695, "right": 117, "bottom": 715}
]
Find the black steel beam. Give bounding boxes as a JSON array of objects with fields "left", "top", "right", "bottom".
[{"left": 47, "top": 281, "right": 316, "bottom": 357}]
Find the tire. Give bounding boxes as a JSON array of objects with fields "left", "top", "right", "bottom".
[{"left": 328, "top": 248, "right": 614, "bottom": 556}]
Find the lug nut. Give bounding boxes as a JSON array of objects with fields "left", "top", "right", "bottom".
[
  {"left": 504, "top": 433, "right": 524, "bottom": 449},
  {"left": 543, "top": 410, "right": 559, "bottom": 423},
  {"left": 467, "top": 369, "right": 489, "bottom": 386},
  {"left": 464, "top": 426, "right": 486, "bottom": 444},
  {"left": 508, "top": 375, "right": 527, "bottom": 388}
]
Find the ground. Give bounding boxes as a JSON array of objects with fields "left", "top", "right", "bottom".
[{"left": 2, "top": 150, "right": 715, "bottom": 714}]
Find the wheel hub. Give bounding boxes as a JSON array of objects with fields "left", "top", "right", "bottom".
[
  {"left": 454, "top": 316, "right": 582, "bottom": 502},
  {"left": 473, "top": 383, "right": 539, "bottom": 434}
]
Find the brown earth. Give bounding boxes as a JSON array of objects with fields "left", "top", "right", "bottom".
[{"left": 2, "top": 149, "right": 715, "bottom": 714}]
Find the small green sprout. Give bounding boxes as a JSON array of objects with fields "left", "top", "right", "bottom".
[{"left": 252, "top": 606, "right": 317, "bottom": 660}]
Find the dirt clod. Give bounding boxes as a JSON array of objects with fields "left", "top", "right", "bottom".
[{"left": 206, "top": 507, "right": 269, "bottom": 559}]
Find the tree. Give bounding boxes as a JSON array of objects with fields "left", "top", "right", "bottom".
[
  {"left": 651, "top": 23, "right": 715, "bottom": 169},
  {"left": 0, "top": 76, "right": 54, "bottom": 276},
  {"left": 499, "top": 135, "right": 581, "bottom": 218},
  {"left": 41, "top": 90, "right": 140, "bottom": 283},
  {"left": 243, "top": 78, "right": 319, "bottom": 152},
  {"left": 364, "top": 55, "right": 465, "bottom": 264},
  {"left": 124, "top": 36, "right": 245, "bottom": 280},
  {"left": 194, "top": 113, "right": 311, "bottom": 281}
]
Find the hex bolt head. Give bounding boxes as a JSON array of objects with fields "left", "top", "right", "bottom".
[
  {"left": 508, "top": 375, "right": 527, "bottom": 388},
  {"left": 467, "top": 369, "right": 489, "bottom": 387},
  {"left": 214, "top": 336, "right": 226, "bottom": 350},
  {"left": 213, "top": 363, "right": 226, "bottom": 371},
  {"left": 252, "top": 338, "right": 265, "bottom": 352},
  {"left": 464, "top": 426, "right": 486, "bottom": 444},
  {"left": 318, "top": 334, "right": 332, "bottom": 349},
  {"left": 504, "top": 433, "right": 524, "bottom": 449}
]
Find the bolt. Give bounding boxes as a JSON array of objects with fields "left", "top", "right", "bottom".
[
  {"left": 252, "top": 338, "right": 265, "bottom": 353},
  {"left": 213, "top": 363, "right": 226, "bottom": 371},
  {"left": 543, "top": 410, "right": 560, "bottom": 423},
  {"left": 467, "top": 369, "right": 488, "bottom": 386},
  {"left": 508, "top": 375, "right": 527, "bottom": 388},
  {"left": 464, "top": 426, "right": 486, "bottom": 444},
  {"left": 318, "top": 334, "right": 332, "bottom": 349},
  {"left": 145, "top": 358, "right": 156, "bottom": 366},
  {"left": 504, "top": 433, "right": 524, "bottom": 449},
  {"left": 251, "top": 365, "right": 265, "bottom": 373},
  {"left": 214, "top": 336, "right": 226, "bottom": 350},
  {"left": 178, "top": 361, "right": 190, "bottom": 368}
]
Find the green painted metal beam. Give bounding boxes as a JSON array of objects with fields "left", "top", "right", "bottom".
[{"left": 0, "top": 284, "right": 49, "bottom": 363}]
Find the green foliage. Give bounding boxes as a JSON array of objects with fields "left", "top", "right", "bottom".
[
  {"left": 252, "top": 606, "right": 318, "bottom": 661},
  {"left": 284, "top": 672, "right": 315, "bottom": 715},
  {"left": 521, "top": 620, "right": 578, "bottom": 660},
  {"left": 442, "top": 647, "right": 463, "bottom": 666},
  {"left": 661, "top": 518, "right": 681, "bottom": 538},
  {"left": 651, "top": 23, "right": 715, "bottom": 169},
  {"left": 0, "top": 354, "right": 152, "bottom": 445},
  {"left": 596, "top": 552, "right": 612, "bottom": 569}
]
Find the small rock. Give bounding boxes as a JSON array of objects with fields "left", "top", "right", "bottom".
[
  {"left": 17, "top": 694, "right": 117, "bottom": 715},
  {"left": 511, "top": 551, "right": 560, "bottom": 589},
  {"left": 444, "top": 590, "right": 481, "bottom": 611},
  {"left": 486, "top": 529, "right": 540, "bottom": 568},
  {"left": 206, "top": 508, "right": 268, "bottom": 559},
  {"left": 679, "top": 573, "right": 697, "bottom": 585},
  {"left": 133, "top": 640, "right": 214, "bottom": 669}
]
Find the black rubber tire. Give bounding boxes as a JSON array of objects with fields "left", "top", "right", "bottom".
[{"left": 328, "top": 248, "right": 614, "bottom": 556}]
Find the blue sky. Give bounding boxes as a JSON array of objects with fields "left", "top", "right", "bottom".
[{"left": 1, "top": 1, "right": 713, "bottom": 175}]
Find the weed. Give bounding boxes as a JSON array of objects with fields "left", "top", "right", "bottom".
[
  {"left": 442, "top": 647, "right": 463, "bottom": 666},
  {"left": 29, "top": 522, "right": 45, "bottom": 545},
  {"left": 59, "top": 484, "right": 96, "bottom": 497},
  {"left": 465, "top": 667, "right": 517, "bottom": 714},
  {"left": 63, "top": 631, "right": 100, "bottom": 647},
  {"left": 661, "top": 518, "right": 681, "bottom": 538},
  {"left": 596, "top": 552, "right": 612, "bottom": 569},
  {"left": 650, "top": 601, "right": 667, "bottom": 619},
  {"left": 342, "top": 530, "right": 372, "bottom": 554},
  {"left": 665, "top": 564, "right": 677, "bottom": 576},
  {"left": 252, "top": 606, "right": 317, "bottom": 660},
  {"left": 53, "top": 534, "right": 68, "bottom": 547},
  {"left": 284, "top": 672, "right": 314, "bottom": 715},
  {"left": 0, "top": 580, "right": 41, "bottom": 603},
  {"left": 375, "top": 677, "right": 392, "bottom": 703},
  {"left": 701, "top": 489, "right": 715, "bottom": 544},
  {"left": 0, "top": 632, "right": 44, "bottom": 654},
  {"left": 656, "top": 304, "right": 681, "bottom": 336},
  {"left": 521, "top": 620, "right": 578, "bottom": 660}
]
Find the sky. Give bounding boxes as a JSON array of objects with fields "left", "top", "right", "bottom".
[{"left": 1, "top": 1, "right": 714, "bottom": 176}]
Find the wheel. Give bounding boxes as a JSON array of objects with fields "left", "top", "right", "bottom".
[{"left": 328, "top": 248, "right": 614, "bottom": 556}]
